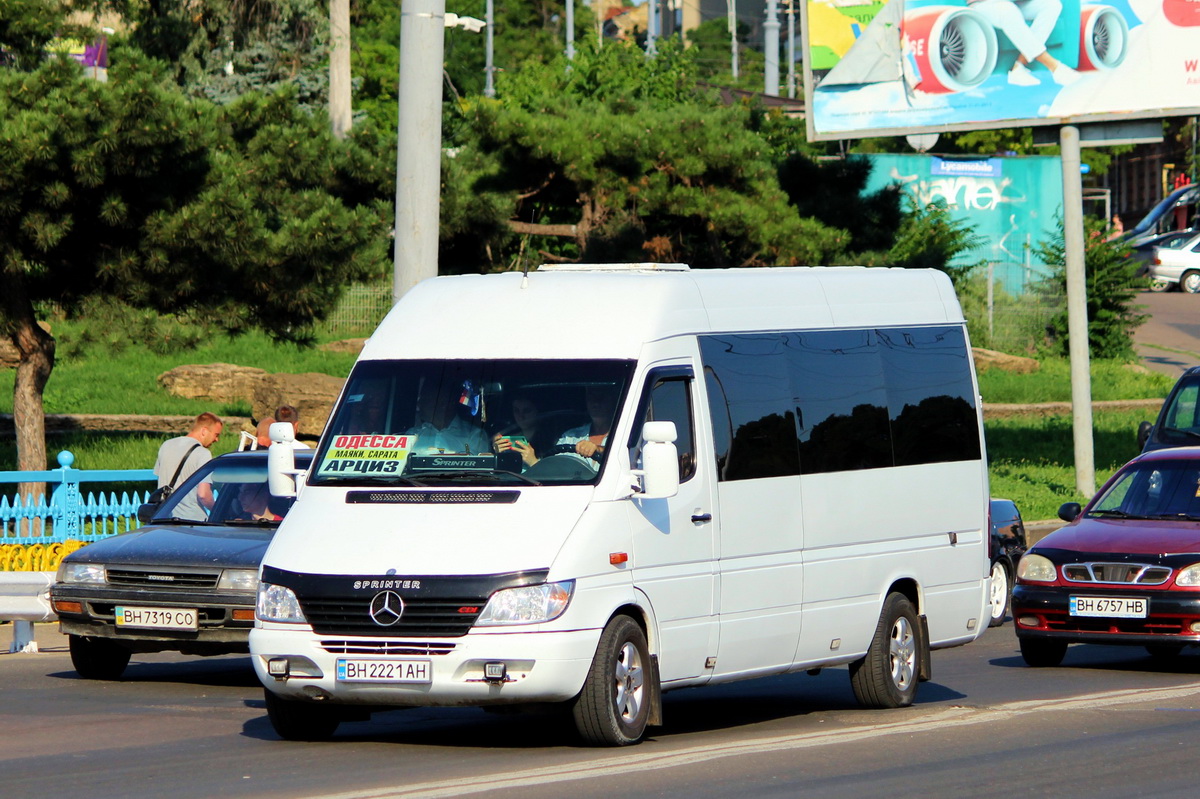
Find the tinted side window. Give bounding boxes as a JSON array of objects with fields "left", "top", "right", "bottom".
[
  {"left": 786, "top": 329, "right": 892, "bottom": 474},
  {"left": 699, "top": 335, "right": 800, "bottom": 481},
  {"left": 878, "top": 326, "right": 981, "bottom": 466},
  {"left": 632, "top": 377, "right": 697, "bottom": 482}
]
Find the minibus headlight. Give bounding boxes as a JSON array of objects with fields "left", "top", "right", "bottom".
[
  {"left": 1016, "top": 553, "right": 1057, "bottom": 583},
  {"left": 57, "top": 562, "right": 106, "bottom": 585},
  {"left": 257, "top": 582, "right": 307, "bottom": 623},
  {"left": 1176, "top": 563, "right": 1200, "bottom": 587},
  {"left": 218, "top": 568, "right": 259, "bottom": 591},
  {"left": 475, "top": 580, "right": 575, "bottom": 626}
]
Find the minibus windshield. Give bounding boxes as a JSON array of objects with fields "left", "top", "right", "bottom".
[{"left": 309, "top": 359, "right": 634, "bottom": 487}]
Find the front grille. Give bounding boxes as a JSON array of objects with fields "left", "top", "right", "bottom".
[
  {"left": 320, "top": 639, "right": 457, "bottom": 656},
  {"left": 1043, "top": 611, "right": 1188, "bottom": 636},
  {"left": 299, "top": 595, "right": 484, "bottom": 637},
  {"left": 1062, "top": 562, "right": 1171, "bottom": 585},
  {"left": 106, "top": 568, "right": 220, "bottom": 589}
]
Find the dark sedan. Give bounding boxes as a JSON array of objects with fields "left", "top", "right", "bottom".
[
  {"left": 988, "top": 498, "right": 1027, "bottom": 628},
  {"left": 1012, "top": 447, "right": 1200, "bottom": 667},
  {"left": 51, "top": 450, "right": 312, "bottom": 679}
]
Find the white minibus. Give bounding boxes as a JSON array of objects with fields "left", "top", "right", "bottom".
[{"left": 253, "top": 264, "right": 991, "bottom": 745}]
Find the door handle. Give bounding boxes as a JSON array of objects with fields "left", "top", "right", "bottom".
[{"left": 691, "top": 513, "right": 713, "bottom": 523}]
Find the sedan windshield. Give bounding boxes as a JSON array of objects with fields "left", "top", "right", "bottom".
[
  {"left": 1090, "top": 460, "right": 1200, "bottom": 520},
  {"left": 155, "top": 456, "right": 309, "bottom": 524},
  {"left": 309, "top": 359, "right": 634, "bottom": 487}
]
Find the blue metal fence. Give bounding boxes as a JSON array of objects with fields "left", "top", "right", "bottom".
[{"left": 0, "top": 451, "right": 154, "bottom": 545}]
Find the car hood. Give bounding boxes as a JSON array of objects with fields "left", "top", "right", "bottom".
[
  {"left": 1036, "top": 517, "right": 1200, "bottom": 557},
  {"left": 65, "top": 524, "right": 274, "bottom": 570},
  {"left": 263, "top": 486, "right": 592, "bottom": 576}
]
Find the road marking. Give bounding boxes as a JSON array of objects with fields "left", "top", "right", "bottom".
[{"left": 308, "top": 683, "right": 1200, "bottom": 799}]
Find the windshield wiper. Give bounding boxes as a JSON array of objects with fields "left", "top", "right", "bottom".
[
  {"left": 224, "top": 518, "right": 282, "bottom": 526},
  {"left": 1088, "top": 509, "right": 1137, "bottom": 518},
  {"left": 1160, "top": 426, "right": 1200, "bottom": 442},
  {"left": 1142, "top": 512, "right": 1200, "bottom": 521},
  {"left": 408, "top": 470, "right": 541, "bottom": 486},
  {"left": 151, "top": 516, "right": 214, "bottom": 525}
]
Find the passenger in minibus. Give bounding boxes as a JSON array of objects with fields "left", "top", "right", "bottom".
[{"left": 406, "top": 379, "right": 491, "bottom": 455}]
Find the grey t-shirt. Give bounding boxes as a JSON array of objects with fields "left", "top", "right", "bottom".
[{"left": 153, "top": 435, "right": 212, "bottom": 520}]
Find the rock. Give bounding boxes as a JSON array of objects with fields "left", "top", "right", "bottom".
[
  {"left": 320, "top": 338, "right": 369, "bottom": 355},
  {"left": 157, "top": 364, "right": 270, "bottom": 403},
  {"left": 972, "top": 347, "right": 1040, "bottom": 374},
  {"left": 251, "top": 372, "right": 345, "bottom": 438}
]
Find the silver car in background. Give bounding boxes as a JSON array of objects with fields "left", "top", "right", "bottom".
[{"left": 1149, "top": 232, "right": 1200, "bottom": 293}]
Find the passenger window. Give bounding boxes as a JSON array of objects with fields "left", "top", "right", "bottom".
[
  {"left": 699, "top": 335, "right": 801, "bottom": 481},
  {"left": 632, "top": 377, "right": 697, "bottom": 482}
]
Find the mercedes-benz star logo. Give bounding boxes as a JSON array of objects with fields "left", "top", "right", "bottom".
[{"left": 369, "top": 591, "right": 405, "bottom": 627}]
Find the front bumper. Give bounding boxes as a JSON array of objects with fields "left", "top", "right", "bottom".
[
  {"left": 51, "top": 583, "right": 254, "bottom": 652},
  {"left": 251, "top": 624, "right": 602, "bottom": 707},
  {"left": 1012, "top": 584, "right": 1200, "bottom": 646}
]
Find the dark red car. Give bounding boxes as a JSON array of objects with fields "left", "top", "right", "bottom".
[{"left": 1012, "top": 447, "right": 1200, "bottom": 666}]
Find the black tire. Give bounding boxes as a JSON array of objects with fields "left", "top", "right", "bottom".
[
  {"left": 1149, "top": 278, "right": 1172, "bottom": 293},
  {"left": 1146, "top": 643, "right": 1185, "bottom": 660},
  {"left": 1020, "top": 637, "right": 1067, "bottom": 667},
  {"left": 68, "top": 634, "right": 131, "bottom": 680},
  {"left": 1183, "top": 270, "right": 1200, "bottom": 294},
  {"left": 849, "top": 592, "right": 920, "bottom": 709},
  {"left": 988, "top": 561, "right": 1011, "bottom": 628},
  {"left": 264, "top": 688, "right": 341, "bottom": 741},
  {"left": 572, "top": 615, "right": 652, "bottom": 746}
]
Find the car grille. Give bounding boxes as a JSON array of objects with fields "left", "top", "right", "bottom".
[
  {"left": 106, "top": 568, "right": 221, "bottom": 589},
  {"left": 1042, "top": 611, "right": 1189, "bottom": 636},
  {"left": 1062, "top": 562, "right": 1171, "bottom": 585},
  {"left": 299, "top": 595, "right": 484, "bottom": 637},
  {"left": 319, "top": 639, "right": 457, "bottom": 656}
]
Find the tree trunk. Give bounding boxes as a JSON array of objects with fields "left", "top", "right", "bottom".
[
  {"left": 2, "top": 281, "right": 55, "bottom": 509},
  {"left": 329, "top": 0, "right": 352, "bottom": 139}
]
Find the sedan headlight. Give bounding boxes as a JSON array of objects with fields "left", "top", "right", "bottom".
[
  {"left": 218, "top": 568, "right": 260, "bottom": 592},
  {"left": 1176, "top": 563, "right": 1200, "bottom": 587},
  {"left": 475, "top": 580, "right": 575, "bottom": 626},
  {"left": 257, "top": 582, "right": 307, "bottom": 623},
  {"left": 1016, "top": 553, "right": 1057, "bottom": 583},
  {"left": 57, "top": 562, "right": 106, "bottom": 585}
]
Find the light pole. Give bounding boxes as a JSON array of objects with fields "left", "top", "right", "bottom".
[
  {"left": 393, "top": 5, "right": 486, "bottom": 304},
  {"left": 764, "top": 0, "right": 780, "bottom": 95},
  {"left": 647, "top": 0, "right": 658, "bottom": 55},
  {"left": 729, "top": 0, "right": 738, "bottom": 79},
  {"left": 485, "top": 0, "right": 495, "bottom": 97},
  {"left": 566, "top": 0, "right": 575, "bottom": 60}
]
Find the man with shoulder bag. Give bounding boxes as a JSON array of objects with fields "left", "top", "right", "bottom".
[{"left": 152, "top": 412, "right": 224, "bottom": 520}]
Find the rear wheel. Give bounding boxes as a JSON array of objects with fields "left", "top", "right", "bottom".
[
  {"left": 1020, "top": 637, "right": 1067, "bottom": 667},
  {"left": 264, "top": 689, "right": 341, "bottom": 741},
  {"left": 1149, "top": 278, "right": 1172, "bottom": 293},
  {"left": 572, "top": 615, "right": 651, "bottom": 746},
  {"left": 68, "top": 634, "right": 131, "bottom": 680},
  {"left": 850, "top": 592, "right": 920, "bottom": 708},
  {"left": 988, "top": 561, "right": 1010, "bottom": 628},
  {"left": 1181, "top": 270, "right": 1200, "bottom": 294}
]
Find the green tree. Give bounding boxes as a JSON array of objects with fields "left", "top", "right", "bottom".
[
  {"left": 1037, "top": 219, "right": 1146, "bottom": 359},
  {"left": 450, "top": 40, "right": 848, "bottom": 271},
  {"left": 0, "top": 57, "right": 389, "bottom": 483}
]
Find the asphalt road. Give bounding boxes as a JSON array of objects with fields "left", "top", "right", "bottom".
[
  {"left": 1133, "top": 289, "right": 1200, "bottom": 377},
  {"left": 5, "top": 622, "right": 1200, "bottom": 799}
]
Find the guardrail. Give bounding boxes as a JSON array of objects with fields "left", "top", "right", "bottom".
[
  {"left": 1, "top": 451, "right": 155, "bottom": 653},
  {"left": 0, "top": 450, "right": 154, "bottom": 545}
]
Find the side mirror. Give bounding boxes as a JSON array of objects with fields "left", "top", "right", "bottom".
[
  {"left": 136, "top": 504, "right": 156, "bottom": 524},
  {"left": 268, "top": 422, "right": 298, "bottom": 498},
  {"left": 1057, "top": 502, "right": 1082, "bottom": 523},
  {"left": 1137, "top": 420, "right": 1153, "bottom": 450},
  {"left": 637, "top": 421, "right": 680, "bottom": 499}
]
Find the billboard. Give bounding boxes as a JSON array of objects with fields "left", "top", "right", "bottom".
[
  {"left": 861, "top": 153, "right": 1064, "bottom": 294},
  {"left": 803, "top": 0, "right": 1200, "bottom": 139}
]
